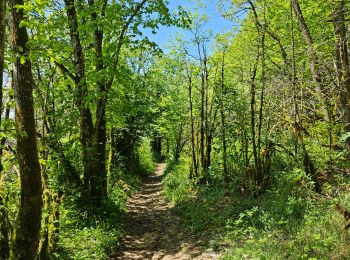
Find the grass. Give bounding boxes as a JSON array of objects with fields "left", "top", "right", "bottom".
[
  {"left": 53, "top": 171, "right": 141, "bottom": 260},
  {"left": 163, "top": 158, "right": 350, "bottom": 259}
]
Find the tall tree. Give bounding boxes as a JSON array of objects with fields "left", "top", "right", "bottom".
[
  {"left": 61, "top": 0, "right": 177, "bottom": 202},
  {"left": 332, "top": 0, "right": 350, "bottom": 132},
  {"left": 0, "top": 1, "right": 10, "bottom": 258},
  {"left": 219, "top": 50, "right": 228, "bottom": 183},
  {"left": 0, "top": 0, "right": 6, "bottom": 173},
  {"left": 9, "top": 0, "right": 43, "bottom": 258},
  {"left": 186, "top": 64, "right": 198, "bottom": 178},
  {"left": 63, "top": 0, "right": 95, "bottom": 198},
  {"left": 291, "top": 0, "right": 330, "bottom": 122}
]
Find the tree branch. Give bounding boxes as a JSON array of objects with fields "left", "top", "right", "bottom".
[
  {"left": 106, "top": 0, "right": 148, "bottom": 89},
  {"left": 54, "top": 61, "right": 77, "bottom": 82}
]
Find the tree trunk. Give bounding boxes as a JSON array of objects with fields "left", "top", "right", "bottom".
[
  {"left": 152, "top": 135, "right": 162, "bottom": 160},
  {"left": 203, "top": 46, "right": 211, "bottom": 175},
  {"left": 91, "top": 92, "right": 107, "bottom": 201},
  {"left": 257, "top": 5, "right": 267, "bottom": 190},
  {"left": 108, "top": 127, "right": 117, "bottom": 174},
  {"left": 64, "top": 0, "right": 147, "bottom": 202},
  {"left": 9, "top": 0, "right": 43, "bottom": 257},
  {"left": 200, "top": 73, "right": 205, "bottom": 171},
  {"left": 247, "top": 0, "right": 289, "bottom": 67},
  {"left": 289, "top": 1, "right": 321, "bottom": 192},
  {"left": 64, "top": 0, "right": 94, "bottom": 197},
  {"left": 187, "top": 67, "right": 198, "bottom": 178},
  {"left": 333, "top": 0, "right": 350, "bottom": 132},
  {"left": 0, "top": 1, "right": 10, "bottom": 258},
  {"left": 39, "top": 190, "right": 51, "bottom": 260},
  {"left": 291, "top": 0, "right": 330, "bottom": 122},
  {"left": 250, "top": 48, "right": 260, "bottom": 176},
  {"left": 0, "top": 0, "right": 6, "bottom": 174},
  {"left": 220, "top": 51, "right": 228, "bottom": 183},
  {"left": 88, "top": 0, "right": 108, "bottom": 202}
]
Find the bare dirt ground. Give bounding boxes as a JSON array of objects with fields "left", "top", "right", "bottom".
[{"left": 112, "top": 163, "right": 219, "bottom": 260}]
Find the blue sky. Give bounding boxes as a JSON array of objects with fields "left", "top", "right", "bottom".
[{"left": 144, "top": 0, "right": 237, "bottom": 50}]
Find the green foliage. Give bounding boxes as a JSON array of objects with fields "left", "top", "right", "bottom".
[
  {"left": 2, "top": 0, "right": 350, "bottom": 258},
  {"left": 54, "top": 171, "right": 142, "bottom": 259},
  {"left": 222, "top": 198, "right": 350, "bottom": 259},
  {"left": 108, "top": 167, "right": 141, "bottom": 208},
  {"left": 164, "top": 157, "right": 350, "bottom": 258},
  {"left": 54, "top": 223, "right": 121, "bottom": 260},
  {"left": 137, "top": 137, "right": 156, "bottom": 176},
  {"left": 163, "top": 158, "right": 192, "bottom": 204},
  {"left": 52, "top": 137, "right": 156, "bottom": 259}
]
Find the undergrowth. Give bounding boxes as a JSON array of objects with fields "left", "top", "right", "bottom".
[
  {"left": 163, "top": 158, "right": 350, "bottom": 259},
  {"left": 53, "top": 138, "right": 155, "bottom": 259},
  {"left": 53, "top": 171, "right": 141, "bottom": 260}
]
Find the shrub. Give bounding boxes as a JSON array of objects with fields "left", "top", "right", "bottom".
[{"left": 163, "top": 157, "right": 192, "bottom": 204}]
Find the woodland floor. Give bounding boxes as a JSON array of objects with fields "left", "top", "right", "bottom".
[{"left": 111, "top": 163, "right": 219, "bottom": 260}]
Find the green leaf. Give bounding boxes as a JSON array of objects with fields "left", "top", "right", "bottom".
[
  {"left": 20, "top": 56, "right": 26, "bottom": 64},
  {"left": 19, "top": 20, "right": 30, "bottom": 29}
]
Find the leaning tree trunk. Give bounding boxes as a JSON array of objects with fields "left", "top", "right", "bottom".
[
  {"left": 9, "top": 0, "right": 43, "bottom": 258},
  {"left": 333, "top": 0, "right": 350, "bottom": 132},
  {"left": 291, "top": 0, "right": 330, "bottom": 122},
  {"left": 290, "top": 0, "right": 322, "bottom": 193}
]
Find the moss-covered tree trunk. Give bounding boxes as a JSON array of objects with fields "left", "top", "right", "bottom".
[
  {"left": 0, "top": 0, "right": 6, "bottom": 170},
  {"left": 0, "top": 0, "right": 10, "bottom": 258},
  {"left": 63, "top": 0, "right": 95, "bottom": 199},
  {"left": 9, "top": 0, "right": 43, "bottom": 258},
  {"left": 88, "top": 0, "right": 108, "bottom": 201}
]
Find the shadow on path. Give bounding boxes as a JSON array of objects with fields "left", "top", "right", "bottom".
[{"left": 111, "top": 164, "right": 219, "bottom": 260}]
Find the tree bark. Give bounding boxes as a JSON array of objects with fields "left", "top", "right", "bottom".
[
  {"left": 64, "top": 0, "right": 94, "bottom": 196},
  {"left": 89, "top": 0, "right": 148, "bottom": 200},
  {"left": 88, "top": 0, "right": 108, "bottom": 201},
  {"left": 9, "top": 0, "right": 43, "bottom": 257},
  {"left": 0, "top": 0, "right": 6, "bottom": 174},
  {"left": 173, "top": 124, "right": 185, "bottom": 162},
  {"left": 200, "top": 74, "right": 205, "bottom": 172},
  {"left": 250, "top": 49, "right": 260, "bottom": 175},
  {"left": 257, "top": 5, "right": 267, "bottom": 189},
  {"left": 0, "top": 1, "right": 10, "bottom": 258},
  {"left": 64, "top": 0, "right": 148, "bottom": 202},
  {"left": 333, "top": 0, "right": 350, "bottom": 131},
  {"left": 291, "top": 0, "right": 330, "bottom": 122},
  {"left": 187, "top": 66, "right": 198, "bottom": 178},
  {"left": 220, "top": 51, "right": 228, "bottom": 183},
  {"left": 203, "top": 45, "right": 212, "bottom": 174}
]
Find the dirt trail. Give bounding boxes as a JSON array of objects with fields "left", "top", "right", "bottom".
[{"left": 112, "top": 163, "right": 219, "bottom": 260}]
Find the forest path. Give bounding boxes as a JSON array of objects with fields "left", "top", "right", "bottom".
[{"left": 112, "top": 163, "right": 219, "bottom": 260}]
